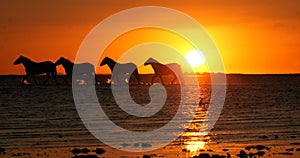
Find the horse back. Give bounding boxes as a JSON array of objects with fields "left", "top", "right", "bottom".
[
  {"left": 73, "top": 62, "right": 95, "bottom": 75},
  {"left": 113, "top": 63, "right": 137, "bottom": 74},
  {"left": 166, "top": 63, "right": 182, "bottom": 75},
  {"left": 152, "top": 63, "right": 181, "bottom": 76},
  {"left": 26, "top": 61, "right": 56, "bottom": 74}
]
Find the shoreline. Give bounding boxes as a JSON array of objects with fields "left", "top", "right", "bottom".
[{"left": 1, "top": 142, "right": 300, "bottom": 158}]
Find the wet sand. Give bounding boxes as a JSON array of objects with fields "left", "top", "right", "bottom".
[{"left": 0, "top": 74, "right": 300, "bottom": 157}]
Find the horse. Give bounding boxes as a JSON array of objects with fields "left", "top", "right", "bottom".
[
  {"left": 144, "top": 58, "right": 183, "bottom": 85},
  {"left": 55, "top": 57, "right": 97, "bottom": 84},
  {"left": 100, "top": 57, "right": 141, "bottom": 85},
  {"left": 13, "top": 55, "right": 57, "bottom": 85}
]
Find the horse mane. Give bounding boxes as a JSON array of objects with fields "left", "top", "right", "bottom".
[
  {"left": 145, "top": 57, "right": 159, "bottom": 64},
  {"left": 21, "top": 56, "right": 34, "bottom": 63},
  {"left": 101, "top": 57, "right": 117, "bottom": 68},
  {"left": 61, "top": 57, "right": 73, "bottom": 65},
  {"left": 105, "top": 57, "right": 116, "bottom": 63},
  {"left": 56, "top": 57, "right": 74, "bottom": 76}
]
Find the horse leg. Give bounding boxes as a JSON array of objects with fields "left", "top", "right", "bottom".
[
  {"left": 159, "top": 76, "right": 165, "bottom": 85},
  {"left": 118, "top": 75, "right": 126, "bottom": 85},
  {"left": 89, "top": 72, "right": 98, "bottom": 85},
  {"left": 72, "top": 75, "right": 77, "bottom": 85},
  {"left": 93, "top": 73, "right": 99, "bottom": 85},
  {"left": 43, "top": 73, "right": 50, "bottom": 85},
  {"left": 112, "top": 74, "right": 122, "bottom": 85},
  {"left": 151, "top": 76, "right": 156, "bottom": 85},
  {"left": 151, "top": 75, "right": 161, "bottom": 85},
  {"left": 92, "top": 70, "right": 100, "bottom": 85},
  {"left": 21, "top": 74, "right": 30, "bottom": 85},
  {"left": 133, "top": 69, "right": 141, "bottom": 85},
  {"left": 86, "top": 73, "right": 93, "bottom": 85},
  {"left": 31, "top": 74, "right": 38, "bottom": 85},
  {"left": 128, "top": 74, "right": 134, "bottom": 85},
  {"left": 171, "top": 75, "right": 177, "bottom": 85},
  {"left": 128, "top": 75, "right": 132, "bottom": 85},
  {"left": 52, "top": 71, "right": 58, "bottom": 85},
  {"left": 120, "top": 75, "right": 126, "bottom": 85}
]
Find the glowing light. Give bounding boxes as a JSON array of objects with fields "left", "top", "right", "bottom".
[
  {"left": 186, "top": 140, "right": 206, "bottom": 152},
  {"left": 182, "top": 132, "right": 208, "bottom": 154},
  {"left": 185, "top": 50, "right": 206, "bottom": 67}
]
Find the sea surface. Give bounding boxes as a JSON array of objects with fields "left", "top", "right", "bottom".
[{"left": 0, "top": 74, "right": 299, "bottom": 158}]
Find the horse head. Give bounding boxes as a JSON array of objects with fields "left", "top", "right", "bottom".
[
  {"left": 13, "top": 55, "right": 26, "bottom": 65},
  {"left": 100, "top": 57, "right": 110, "bottom": 66},
  {"left": 55, "top": 57, "right": 65, "bottom": 66},
  {"left": 144, "top": 57, "right": 158, "bottom": 66}
]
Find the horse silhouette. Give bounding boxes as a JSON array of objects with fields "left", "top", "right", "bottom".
[
  {"left": 55, "top": 57, "right": 96, "bottom": 84},
  {"left": 144, "top": 58, "right": 183, "bottom": 85},
  {"left": 13, "top": 55, "right": 57, "bottom": 85},
  {"left": 100, "top": 57, "right": 141, "bottom": 85}
]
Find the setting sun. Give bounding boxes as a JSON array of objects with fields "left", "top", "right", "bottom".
[{"left": 185, "top": 50, "right": 206, "bottom": 67}]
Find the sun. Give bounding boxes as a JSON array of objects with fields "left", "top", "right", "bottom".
[{"left": 185, "top": 50, "right": 206, "bottom": 67}]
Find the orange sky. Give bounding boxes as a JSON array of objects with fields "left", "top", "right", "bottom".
[{"left": 1, "top": 0, "right": 299, "bottom": 74}]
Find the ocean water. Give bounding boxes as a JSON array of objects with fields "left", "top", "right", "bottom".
[{"left": 0, "top": 74, "right": 299, "bottom": 157}]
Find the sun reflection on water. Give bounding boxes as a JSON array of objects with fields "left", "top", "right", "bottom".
[
  {"left": 180, "top": 105, "right": 211, "bottom": 157},
  {"left": 186, "top": 139, "right": 205, "bottom": 152},
  {"left": 182, "top": 131, "right": 209, "bottom": 156}
]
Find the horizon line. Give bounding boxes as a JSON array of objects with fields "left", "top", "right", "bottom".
[{"left": 1, "top": 72, "right": 300, "bottom": 76}]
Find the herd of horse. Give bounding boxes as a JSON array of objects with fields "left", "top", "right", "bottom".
[{"left": 13, "top": 55, "right": 183, "bottom": 85}]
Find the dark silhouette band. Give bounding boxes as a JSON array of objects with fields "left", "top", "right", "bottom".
[{"left": 14, "top": 56, "right": 183, "bottom": 85}]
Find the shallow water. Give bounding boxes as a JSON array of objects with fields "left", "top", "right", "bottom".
[{"left": 0, "top": 74, "right": 300, "bottom": 157}]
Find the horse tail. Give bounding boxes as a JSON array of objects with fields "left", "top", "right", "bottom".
[
  {"left": 131, "top": 65, "right": 140, "bottom": 85},
  {"left": 54, "top": 66, "right": 57, "bottom": 76},
  {"left": 53, "top": 64, "right": 58, "bottom": 85},
  {"left": 90, "top": 64, "right": 95, "bottom": 76},
  {"left": 51, "top": 62, "right": 57, "bottom": 77},
  {"left": 134, "top": 68, "right": 140, "bottom": 84},
  {"left": 91, "top": 64, "right": 99, "bottom": 84}
]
